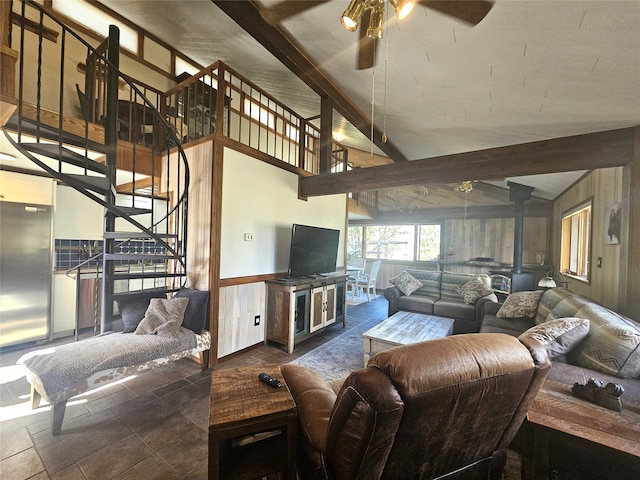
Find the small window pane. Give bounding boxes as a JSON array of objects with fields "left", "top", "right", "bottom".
[
  {"left": 365, "top": 225, "right": 414, "bottom": 260},
  {"left": 347, "top": 226, "right": 363, "bottom": 257},
  {"left": 418, "top": 224, "right": 441, "bottom": 261},
  {"left": 561, "top": 202, "right": 591, "bottom": 281}
]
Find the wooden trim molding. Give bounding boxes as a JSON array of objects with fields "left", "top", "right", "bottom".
[{"left": 219, "top": 273, "right": 282, "bottom": 288}]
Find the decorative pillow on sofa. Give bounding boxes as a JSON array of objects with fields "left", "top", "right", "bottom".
[
  {"left": 174, "top": 288, "right": 209, "bottom": 334},
  {"left": 135, "top": 297, "right": 189, "bottom": 338},
  {"left": 456, "top": 278, "right": 493, "bottom": 304},
  {"left": 119, "top": 293, "right": 167, "bottom": 333},
  {"left": 496, "top": 290, "right": 544, "bottom": 319},
  {"left": 519, "top": 317, "right": 590, "bottom": 359},
  {"left": 390, "top": 271, "right": 423, "bottom": 296}
]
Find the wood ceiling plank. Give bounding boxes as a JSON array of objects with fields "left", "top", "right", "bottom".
[
  {"left": 212, "top": 0, "right": 409, "bottom": 163},
  {"left": 301, "top": 127, "right": 636, "bottom": 196}
]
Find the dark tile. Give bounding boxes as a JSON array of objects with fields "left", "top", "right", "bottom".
[
  {"left": 78, "top": 433, "right": 154, "bottom": 480},
  {"left": 64, "top": 416, "right": 132, "bottom": 462},
  {"left": 156, "top": 429, "right": 208, "bottom": 476},
  {"left": 151, "top": 379, "right": 191, "bottom": 399},
  {"left": 180, "top": 458, "right": 208, "bottom": 480},
  {"left": 37, "top": 440, "right": 77, "bottom": 475},
  {"left": 84, "top": 388, "right": 137, "bottom": 414},
  {"left": 121, "top": 370, "right": 173, "bottom": 396},
  {"left": 0, "top": 447, "right": 45, "bottom": 480},
  {"left": 159, "top": 383, "right": 207, "bottom": 412},
  {"left": 128, "top": 410, "right": 198, "bottom": 451},
  {"left": 0, "top": 425, "right": 33, "bottom": 460},
  {"left": 111, "top": 454, "right": 178, "bottom": 480},
  {"left": 50, "top": 463, "right": 86, "bottom": 480}
]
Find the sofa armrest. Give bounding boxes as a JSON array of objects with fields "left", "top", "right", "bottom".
[
  {"left": 281, "top": 364, "right": 338, "bottom": 454},
  {"left": 384, "top": 286, "right": 402, "bottom": 316},
  {"left": 475, "top": 294, "right": 499, "bottom": 330},
  {"left": 480, "top": 297, "right": 501, "bottom": 317}
]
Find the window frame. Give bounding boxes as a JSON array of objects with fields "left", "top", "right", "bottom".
[
  {"left": 347, "top": 223, "right": 443, "bottom": 262},
  {"left": 560, "top": 198, "right": 593, "bottom": 283}
]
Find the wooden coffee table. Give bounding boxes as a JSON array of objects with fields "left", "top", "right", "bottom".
[
  {"left": 362, "top": 311, "right": 454, "bottom": 365},
  {"left": 208, "top": 364, "right": 297, "bottom": 479}
]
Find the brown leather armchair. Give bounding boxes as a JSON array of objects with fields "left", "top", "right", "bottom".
[{"left": 281, "top": 333, "right": 550, "bottom": 480}]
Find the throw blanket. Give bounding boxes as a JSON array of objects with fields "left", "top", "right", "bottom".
[{"left": 18, "top": 328, "right": 197, "bottom": 399}]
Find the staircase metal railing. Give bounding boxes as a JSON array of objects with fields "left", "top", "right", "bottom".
[{"left": 3, "top": 1, "right": 190, "bottom": 333}]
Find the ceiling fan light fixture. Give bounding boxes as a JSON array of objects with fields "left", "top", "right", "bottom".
[
  {"left": 366, "top": 1, "right": 385, "bottom": 39},
  {"left": 341, "top": 0, "right": 366, "bottom": 31},
  {"left": 390, "top": 0, "right": 416, "bottom": 20}
]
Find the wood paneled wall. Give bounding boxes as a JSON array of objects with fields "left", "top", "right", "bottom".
[
  {"left": 218, "top": 282, "right": 266, "bottom": 358},
  {"left": 444, "top": 217, "right": 549, "bottom": 265},
  {"left": 182, "top": 141, "right": 214, "bottom": 290},
  {"left": 551, "top": 167, "right": 624, "bottom": 311}
]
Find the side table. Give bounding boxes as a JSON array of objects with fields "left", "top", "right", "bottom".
[{"left": 208, "top": 364, "right": 297, "bottom": 480}]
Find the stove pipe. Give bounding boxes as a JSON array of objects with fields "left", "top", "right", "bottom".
[{"left": 508, "top": 182, "right": 534, "bottom": 274}]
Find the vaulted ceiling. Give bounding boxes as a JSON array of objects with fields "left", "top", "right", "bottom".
[{"left": 95, "top": 1, "right": 640, "bottom": 208}]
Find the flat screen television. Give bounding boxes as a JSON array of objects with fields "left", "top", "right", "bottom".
[{"left": 287, "top": 224, "right": 340, "bottom": 277}]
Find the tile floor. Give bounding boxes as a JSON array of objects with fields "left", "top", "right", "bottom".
[{"left": 0, "top": 294, "right": 386, "bottom": 480}]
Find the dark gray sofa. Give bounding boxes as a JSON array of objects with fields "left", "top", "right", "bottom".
[{"left": 384, "top": 269, "right": 498, "bottom": 334}]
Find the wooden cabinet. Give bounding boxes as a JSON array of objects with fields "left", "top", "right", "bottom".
[
  {"left": 310, "top": 284, "right": 336, "bottom": 333},
  {"left": 266, "top": 275, "right": 347, "bottom": 353}
]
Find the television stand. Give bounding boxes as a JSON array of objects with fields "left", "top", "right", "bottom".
[{"left": 265, "top": 275, "right": 348, "bottom": 354}]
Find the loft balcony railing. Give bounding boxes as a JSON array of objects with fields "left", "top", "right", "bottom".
[{"left": 163, "top": 62, "right": 348, "bottom": 176}]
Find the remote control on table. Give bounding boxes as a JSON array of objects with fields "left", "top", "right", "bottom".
[{"left": 258, "top": 373, "right": 282, "bottom": 388}]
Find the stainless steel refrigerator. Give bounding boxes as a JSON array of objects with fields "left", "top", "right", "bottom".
[{"left": 0, "top": 201, "right": 52, "bottom": 348}]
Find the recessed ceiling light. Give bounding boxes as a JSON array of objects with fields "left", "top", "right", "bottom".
[{"left": 0, "top": 153, "right": 17, "bottom": 161}]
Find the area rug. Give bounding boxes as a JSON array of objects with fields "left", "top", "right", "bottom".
[{"left": 291, "top": 301, "right": 387, "bottom": 380}]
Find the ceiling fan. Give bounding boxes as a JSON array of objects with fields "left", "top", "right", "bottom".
[{"left": 259, "top": 0, "right": 495, "bottom": 69}]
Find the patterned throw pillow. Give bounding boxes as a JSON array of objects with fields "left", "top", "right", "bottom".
[
  {"left": 390, "top": 271, "right": 423, "bottom": 296},
  {"left": 496, "top": 290, "right": 544, "bottom": 319},
  {"left": 456, "top": 277, "right": 493, "bottom": 304},
  {"left": 519, "top": 317, "right": 590, "bottom": 359},
  {"left": 135, "top": 297, "right": 189, "bottom": 338}
]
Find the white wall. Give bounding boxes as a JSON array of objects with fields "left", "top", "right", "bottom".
[{"left": 220, "top": 147, "right": 346, "bottom": 278}]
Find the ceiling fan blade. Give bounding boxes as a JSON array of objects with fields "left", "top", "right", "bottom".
[
  {"left": 259, "top": 1, "right": 329, "bottom": 26},
  {"left": 356, "top": 12, "right": 378, "bottom": 70},
  {"left": 419, "top": 0, "right": 494, "bottom": 26}
]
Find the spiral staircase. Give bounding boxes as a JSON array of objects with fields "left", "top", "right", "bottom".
[{"left": 2, "top": 1, "right": 189, "bottom": 333}]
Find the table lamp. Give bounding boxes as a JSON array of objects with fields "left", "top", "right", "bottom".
[{"left": 538, "top": 270, "right": 557, "bottom": 289}]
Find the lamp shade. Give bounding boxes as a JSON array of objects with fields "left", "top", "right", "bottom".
[{"left": 538, "top": 275, "right": 557, "bottom": 289}]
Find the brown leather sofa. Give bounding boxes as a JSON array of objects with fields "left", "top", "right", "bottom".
[
  {"left": 480, "top": 287, "right": 640, "bottom": 403},
  {"left": 281, "top": 333, "right": 550, "bottom": 479}
]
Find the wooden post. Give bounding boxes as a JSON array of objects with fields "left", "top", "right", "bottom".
[
  {"left": 0, "top": 0, "right": 18, "bottom": 126},
  {"left": 319, "top": 95, "right": 332, "bottom": 173}
]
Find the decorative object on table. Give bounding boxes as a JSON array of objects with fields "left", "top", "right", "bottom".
[
  {"left": 571, "top": 378, "right": 624, "bottom": 412},
  {"left": 537, "top": 270, "right": 557, "bottom": 289},
  {"left": 604, "top": 202, "right": 621, "bottom": 245}
]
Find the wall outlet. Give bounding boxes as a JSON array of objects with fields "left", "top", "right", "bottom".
[
  {"left": 254, "top": 315, "right": 260, "bottom": 326},
  {"left": 244, "top": 233, "right": 254, "bottom": 241},
  {"left": 597, "top": 257, "right": 602, "bottom": 268}
]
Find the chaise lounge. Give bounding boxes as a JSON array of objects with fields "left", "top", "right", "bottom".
[{"left": 17, "top": 288, "right": 211, "bottom": 436}]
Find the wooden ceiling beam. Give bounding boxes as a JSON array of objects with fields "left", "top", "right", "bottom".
[
  {"left": 350, "top": 203, "right": 553, "bottom": 225},
  {"left": 301, "top": 127, "right": 636, "bottom": 196},
  {"left": 211, "top": 0, "right": 409, "bottom": 163}
]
